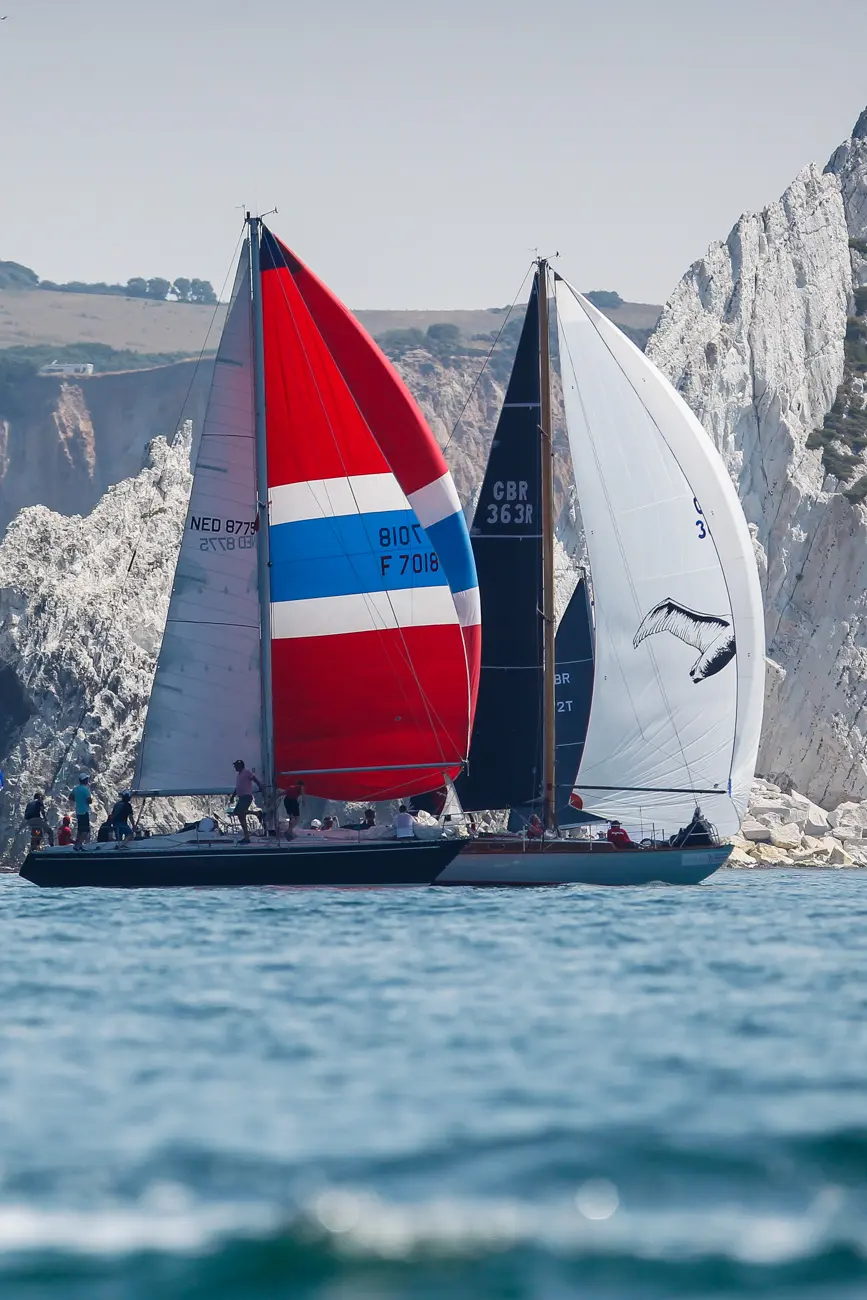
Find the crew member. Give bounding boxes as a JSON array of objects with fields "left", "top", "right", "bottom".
[
  {"left": 345, "top": 809, "right": 377, "bottom": 831},
  {"left": 393, "top": 804, "right": 416, "bottom": 839},
  {"left": 670, "top": 807, "right": 714, "bottom": 848},
  {"left": 607, "top": 820, "right": 633, "bottom": 849},
  {"left": 111, "top": 790, "right": 135, "bottom": 848},
  {"left": 526, "top": 814, "right": 544, "bottom": 839},
  {"left": 282, "top": 779, "right": 304, "bottom": 832},
  {"left": 22, "top": 790, "right": 55, "bottom": 847},
  {"left": 231, "top": 759, "right": 262, "bottom": 845},
  {"left": 57, "top": 815, "right": 73, "bottom": 847},
  {"left": 71, "top": 773, "right": 93, "bottom": 851}
]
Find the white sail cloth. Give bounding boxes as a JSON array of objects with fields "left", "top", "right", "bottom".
[
  {"left": 135, "top": 247, "right": 263, "bottom": 794},
  {"left": 555, "top": 278, "right": 764, "bottom": 837}
]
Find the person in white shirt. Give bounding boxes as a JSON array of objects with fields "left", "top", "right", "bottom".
[{"left": 393, "top": 804, "right": 416, "bottom": 839}]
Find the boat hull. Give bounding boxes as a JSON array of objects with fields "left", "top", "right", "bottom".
[
  {"left": 19, "top": 838, "right": 462, "bottom": 889},
  {"left": 437, "top": 839, "right": 731, "bottom": 886}
]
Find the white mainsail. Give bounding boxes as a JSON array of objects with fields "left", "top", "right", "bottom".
[
  {"left": 554, "top": 277, "right": 764, "bottom": 837},
  {"left": 135, "top": 247, "right": 263, "bottom": 794}
]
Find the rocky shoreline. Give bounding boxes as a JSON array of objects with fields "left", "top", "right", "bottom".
[{"left": 730, "top": 778, "right": 867, "bottom": 867}]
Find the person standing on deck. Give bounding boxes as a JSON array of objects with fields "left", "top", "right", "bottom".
[
  {"left": 22, "top": 791, "right": 55, "bottom": 846},
  {"left": 282, "top": 779, "right": 304, "bottom": 834},
  {"left": 71, "top": 773, "right": 93, "bottom": 851},
  {"left": 232, "top": 759, "right": 262, "bottom": 845},
  {"left": 110, "top": 791, "right": 136, "bottom": 849}
]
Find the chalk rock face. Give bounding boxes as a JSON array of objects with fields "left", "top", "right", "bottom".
[
  {"left": 648, "top": 114, "right": 867, "bottom": 809},
  {"left": 0, "top": 426, "right": 208, "bottom": 860}
]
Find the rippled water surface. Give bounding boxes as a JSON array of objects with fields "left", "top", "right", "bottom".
[{"left": 1, "top": 869, "right": 865, "bottom": 1298}]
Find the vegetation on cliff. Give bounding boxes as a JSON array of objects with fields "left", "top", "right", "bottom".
[{"left": 0, "top": 260, "right": 217, "bottom": 304}]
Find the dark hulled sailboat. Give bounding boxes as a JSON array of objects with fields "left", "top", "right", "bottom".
[{"left": 21, "top": 217, "right": 482, "bottom": 889}]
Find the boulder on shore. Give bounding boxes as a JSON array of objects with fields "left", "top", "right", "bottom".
[
  {"left": 769, "top": 821, "right": 802, "bottom": 851},
  {"left": 741, "top": 818, "right": 772, "bottom": 843}
]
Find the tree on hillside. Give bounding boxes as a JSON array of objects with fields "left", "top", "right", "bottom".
[
  {"left": 171, "top": 277, "right": 192, "bottom": 303},
  {"left": 125, "top": 277, "right": 149, "bottom": 298},
  {"left": 585, "top": 290, "right": 623, "bottom": 309},
  {"left": 146, "top": 277, "right": 172, "bottom": 301},
  {"left": 426, "top": 323, "right": 461, "bottom": 348},
  {"left": 0, "top": 261, "right": 39, "bottom": 289},
  {"left": 189, "top": 278, "right": 217, "bottom": 305}
]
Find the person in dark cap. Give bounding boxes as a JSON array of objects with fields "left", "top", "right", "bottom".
[
  {"left": 231, "top": 759, "right": 262, "bottom": 845},
  {"left": 606, "top": 820, "right": 632, "bottom": 849}
]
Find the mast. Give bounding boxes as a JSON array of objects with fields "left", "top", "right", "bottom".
[
  {"left": 248, "top": 214, "right": 276, "bottom": 799},
  {"left": 538, "top": 258, "right": 557, "bottom": 830}
]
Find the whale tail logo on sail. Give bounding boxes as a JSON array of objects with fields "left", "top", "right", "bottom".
[{"left": 633, "top": 598, "right": 736, "bottom": 683}]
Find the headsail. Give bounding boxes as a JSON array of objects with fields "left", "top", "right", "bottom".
[
  {"left": 455, "top": 276, "right": 544, "bottom": 812},
  {"left": 258, "top": 228, "right": 480, "bottom": 800},
  {"left": 554, "top": 577, "right": 595, "bottom": 827},
  {"left": 554, "top": 277, "right": 764, "bottom": 836},
  {"left": 135, "top": 246, "right": 260, "bottom": 795}
]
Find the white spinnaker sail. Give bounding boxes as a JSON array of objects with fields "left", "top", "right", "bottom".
[
  {"left": 135, "top": 246, "right": 262, "bottom": 795},
  {"left": 554, "top": 277, "right": 764, "bottom": 837}
]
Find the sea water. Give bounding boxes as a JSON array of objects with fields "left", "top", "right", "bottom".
[{"left": 0, "top": 869, "right": 865, "bottom": 1299}]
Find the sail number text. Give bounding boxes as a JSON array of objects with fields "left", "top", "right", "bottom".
[
  {"left": 189, "top": 516, "right": 257, "bottom": 551},
  {"left": 555, "top": 669, "right": 572, "bottom": 712},
  {"left": 694, "top": 497, "right": 707, "bottom": 540},
  {"left": 377, "top": 523, "right": 440, "bottom": 579},
  {"left": 485, "top": 480, "right": 533, "bottom": 525},
  {"left": 189, "top": 516, "right": 257, "bottom": 534}
]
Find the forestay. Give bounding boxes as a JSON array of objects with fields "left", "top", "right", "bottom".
[
  {"left": 555, "top": 277, "right": 764, "bottom": 837},
  {"left": 135, "top": 247, "right": 262, "bottom": 795}
]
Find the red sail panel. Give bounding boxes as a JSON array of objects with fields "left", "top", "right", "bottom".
[
  {"left": 263, "top": 231, "right": 481, "bottom": 714},
  {"left": 259, "top": 227, "right": 476, "bottom": 800}
]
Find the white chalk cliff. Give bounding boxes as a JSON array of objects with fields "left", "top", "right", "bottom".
[
  {"left": 0, "top": 426, "right": 208, "bottom": 854},
  {"left": 648, "top": 107, "right": 867, "bottom": 810}
]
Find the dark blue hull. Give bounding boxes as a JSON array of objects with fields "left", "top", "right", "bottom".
[{"left": 19, "top": 838, "right": 461, "bottom": 888}]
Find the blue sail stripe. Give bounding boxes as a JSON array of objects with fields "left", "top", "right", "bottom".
[
  {"left": 269, "top": 509, "right": 449, "bottom": 604},
  {"left": 425, "top": 510, "right": 479, "bottom": 597}
]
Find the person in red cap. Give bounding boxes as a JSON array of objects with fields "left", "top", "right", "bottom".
[{"left": 57, "top": 815, "right": 73, "bottom": 846}]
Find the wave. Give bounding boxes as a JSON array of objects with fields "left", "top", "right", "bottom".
[{"left": 0, "top": 1181, "right": 865, "bottom": 1299}]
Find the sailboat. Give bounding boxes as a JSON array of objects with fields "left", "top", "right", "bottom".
[
  {"left": 21, "top": 217, "right": 483, "bottom": 888},
  {"left": 438, "top": 260, "right": 765, "bottom": 886}
]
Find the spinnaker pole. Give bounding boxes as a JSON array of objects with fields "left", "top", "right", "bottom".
[
  {"left": 248, "top": 214, "right": 276, "bottom": 801},
  {"left": 537, "top": 259, "right": 557, "bottom": 830}
]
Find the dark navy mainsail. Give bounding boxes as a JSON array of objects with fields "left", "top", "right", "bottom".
[
  {"left": 554, "top": 578, "right": 596, "bottom": 825},
  {"left": 455, "top": 275, "right": 543, "bottom": 811}
]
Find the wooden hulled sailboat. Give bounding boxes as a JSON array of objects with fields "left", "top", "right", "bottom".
[
  {"left": 22, "top": 217, "right": 482, "bottom": 888},
  {"left": 439, "top": 260, "right": 765, "bottom": 886}
]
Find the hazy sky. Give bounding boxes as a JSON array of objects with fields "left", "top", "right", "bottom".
[{"left": 2, "top": 0, "right": 867, "bottom": 308}]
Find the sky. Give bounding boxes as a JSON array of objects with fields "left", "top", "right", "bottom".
[{"left": 1, "top": 0, "right": 867, "bottom": 309}]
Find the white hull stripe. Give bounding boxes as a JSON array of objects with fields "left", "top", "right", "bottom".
[
  {"left": 407, "top": 472, "right": 462, "bottom": 530},
  {"left": 271, "top": 585, "right": 460, "bottom": 640},
  {"left": 270, "top": 473, "right": 409, "bottom": 526}
]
